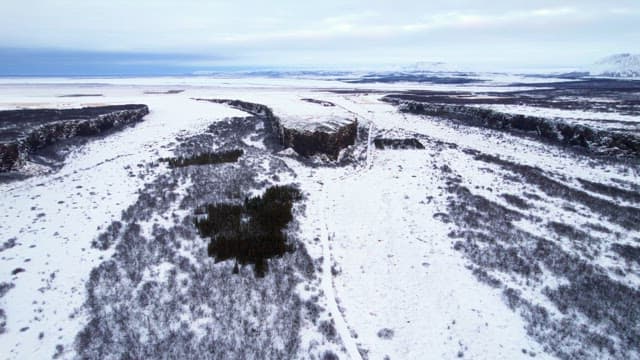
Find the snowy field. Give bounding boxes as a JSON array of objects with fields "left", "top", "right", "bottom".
[{"left": 0, "top": 76, "right": 638, "bottom": 359}]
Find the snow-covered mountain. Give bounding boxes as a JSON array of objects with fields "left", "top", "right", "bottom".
[{"left": 588, "top": 53, "right": 640, "bottom": 78}]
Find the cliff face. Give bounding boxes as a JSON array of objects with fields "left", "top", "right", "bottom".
[
  {"left": 0, "top": 104, "right": 149, "bottom": 172},
  {"left": 388, "top": 100, "right": 640, "bottom": 158},
  {"left": 197, "top": 99, "right": 357, "bottom": 160},
  {"left": 280, "top": 120, "right": 357, "bottom": 159}
]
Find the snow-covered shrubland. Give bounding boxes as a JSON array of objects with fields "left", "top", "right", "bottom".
[{"left": 0, "top": 76, "right": 638, "bottom": 360}]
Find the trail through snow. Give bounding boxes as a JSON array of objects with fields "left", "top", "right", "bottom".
[{"left": 318, "top": 180, "right": 363, "bottom": 360}]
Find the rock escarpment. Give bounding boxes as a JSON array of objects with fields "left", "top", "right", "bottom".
[
  {"left": 196, "top": 99, "right": 357, "bottom": 160},
  {"left": 279, "top": 116, "right": 357, "bottom": 159},
  {"left": 385, "top": 99, "right": 640, "bottom": 158},
  {"left": 0, "top": 104, "right": 149, "bottom": 172}
]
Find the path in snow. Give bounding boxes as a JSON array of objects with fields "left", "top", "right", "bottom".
[
  {"left": 313, "top": 149, "right": 551, "bottom": 360},
  {"left": 288, "top": 94, "right": 555, "bottom": 359},
  {"left": 317, "top": 181, "right": 363, "bottom": 360}
]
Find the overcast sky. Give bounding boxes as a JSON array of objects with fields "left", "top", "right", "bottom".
[{"left": 1, "top": 0, "right": 639, "bottom": 74}]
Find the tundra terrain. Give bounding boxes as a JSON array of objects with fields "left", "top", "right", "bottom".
[{"left": 0, "top": 75, "right": 638, "bottom": 359}]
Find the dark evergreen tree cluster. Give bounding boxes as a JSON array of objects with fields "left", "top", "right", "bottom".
[
  {"left": 195, "top": 185, "right": 302, "bottom": 276},
  {"left": 160, "top": 149, "right": 243, "bottom": 168}
]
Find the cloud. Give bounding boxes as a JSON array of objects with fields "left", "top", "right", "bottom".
[
  {"left": 0, "top": 0, "right": 639, "bottom": 70},
  {"left": 204, "top": 7, "right": 585, "bottom": 47},
  {"left": 608, "top": 7, "right": 640, "bottom": 15},
  {"left": 0, "top": 48, "right": 230, "bottom": 76},
  {"left": 322, "top": 11, "right": 380, "bottom": 25}
]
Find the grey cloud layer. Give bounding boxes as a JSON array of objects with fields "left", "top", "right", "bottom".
[{"left": 1, "top": 0, "right": 638, "bottom": 67}]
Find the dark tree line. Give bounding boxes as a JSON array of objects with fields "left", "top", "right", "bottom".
[{"left": 161, "top": 149, "right": 243, "bottom": 168}]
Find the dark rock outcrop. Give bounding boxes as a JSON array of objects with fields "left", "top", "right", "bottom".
[
  {"left": 195, "top": 98, "right": 357, "bottom": 160},
  {"left": 279, "top": 119, "right": 357, "bottom": 159},
  {"left": 386, "top": 99, "right": 640, "bottom": 158},
  {"left": 197, "top": 99, "right": 280, "bottom": 133},
  {"left": 0, "top": 104, "right": 149, "bottom": 172}
]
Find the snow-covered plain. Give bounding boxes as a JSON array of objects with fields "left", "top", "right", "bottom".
[
  {"left": 0, "top": 76, "right": 638, "bottom": 359},
  {"left": 0, "top": 87, "right": 248, "bottom": 358}
]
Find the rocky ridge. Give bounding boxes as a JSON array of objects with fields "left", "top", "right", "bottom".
[
  {"left": 0, "top": 105, "right": 149, "bottom": 172},
  {"left": 195, "top": 98, "right": 357, "bottom": 160}
]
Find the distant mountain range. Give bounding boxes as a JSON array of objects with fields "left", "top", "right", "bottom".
[
  {"left": 586, "top": 53, "right": 640, "bottom": 78},
  {"left": 400, "top": 55, "right": 640, "bottom": 79}
]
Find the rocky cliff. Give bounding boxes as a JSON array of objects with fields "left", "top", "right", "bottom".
[
  {"left": 279, "top": 119, "right": 357, "bottom": 159},
  {"left": 386, "top": 99, "right": 640, "bottom": 158},
  {"left": 196, "top": 99, "right": 357, "bottom": 160},
  {"left": 0, "top": 104, "right": 149, "bottom": 172}
]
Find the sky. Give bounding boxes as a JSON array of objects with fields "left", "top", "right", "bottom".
[{"left": 1, "top": 0, "right": 639, "bottom": 75}]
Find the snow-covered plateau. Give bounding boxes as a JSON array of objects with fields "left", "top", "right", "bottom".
[{"left": 0, "top": 75, "right": 638, "bottom": 360}]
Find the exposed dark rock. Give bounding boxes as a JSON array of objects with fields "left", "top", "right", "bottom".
[
  {"left": 279, "top": 119, "right": 357, "bottom": 159},
  {"left": 193, "top": 98, "right": 280, "bottom": 134},
  {"left": 383, "top": 79, "right": 640, "bottom": 115},
  {"left": 0, "top": 104, "right": 149, "bottom": 172},
  {"left": 194, "top": 98, "right": 357, "bottom": 160},
  {"left": 385, "top": 100, "right": 640, "bottom": 158}
]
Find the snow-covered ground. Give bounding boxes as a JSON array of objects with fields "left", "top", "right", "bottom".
[
  {"left": 1, "top": 76, "right": 638, "bottom": 359},
  {"left": 0, "top": 87, "right": 247, "bottom": 358},
  {"left": 286, "top": 154, "right": 550, "bottom": 359}
]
